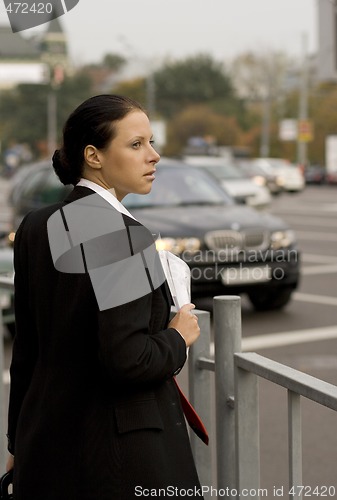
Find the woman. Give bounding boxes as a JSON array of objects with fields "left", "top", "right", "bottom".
[{"left": 6, "top": 95, "right": 204, "bottom": 499}]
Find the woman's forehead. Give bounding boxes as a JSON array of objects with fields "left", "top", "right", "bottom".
[{"left": 114, "top": 110, "right": 152, "bottom": 138}]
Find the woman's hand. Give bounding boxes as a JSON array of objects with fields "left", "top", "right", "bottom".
[
  {"left": 168, "top": 303, "right": 200, "bottom": 347},
  {"left": 6, "top": 454, "right": 14, "bottom": 472}
]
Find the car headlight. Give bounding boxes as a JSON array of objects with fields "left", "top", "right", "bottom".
[
  {"left": 0, "top": 291, "right": 11, "bottom": 309},
  {"left": 155, "top": 237, "right": 201, "bottom": 254},
  {"left": 252, "top": 175, "right": 267, "bottom": 187},
  {"left": 270, "top": 230, "right": 296, "bottom": 250},
  {"left": 8, "top": 232, "right": 15, "bottom": 244},
  {"left": 276, "top": 176, "right": 285, "bottom": 186}
]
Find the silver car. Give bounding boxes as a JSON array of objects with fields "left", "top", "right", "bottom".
[
  {"left": 252, "top": 158, "right": 305, "bottom": 193},
  {"left": 183, "top": 156, "right": 272, "bottom": 210}
]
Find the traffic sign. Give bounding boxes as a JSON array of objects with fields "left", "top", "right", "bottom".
[{"left": 298, "top": 120, "right": 313, "bottom": 142}]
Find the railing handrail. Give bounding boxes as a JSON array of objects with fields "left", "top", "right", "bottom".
[
  {"left": 235, "top": 351, "right": 337, "bottom": 411},
  {"left": 187, "top": 296, "right": 337, "bottom": 499}
]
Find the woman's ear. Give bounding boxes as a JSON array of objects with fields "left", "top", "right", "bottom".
[{"left": 84, "top": 145, "right": 101, "bottom": 170}]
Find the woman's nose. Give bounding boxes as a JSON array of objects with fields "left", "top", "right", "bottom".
[{"left": 151, "top": 149, "right": 161, "bottom": 163}]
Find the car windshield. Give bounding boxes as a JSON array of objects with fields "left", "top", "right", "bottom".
[
  {"left": 201, "top": 163, "right": 245, "bottom": 180},
  {"left": 259, "top": 159, "right": 291, "bottom": 172},
  {"left": 124, "top": 165, "right": 233, "bottom": 208}
]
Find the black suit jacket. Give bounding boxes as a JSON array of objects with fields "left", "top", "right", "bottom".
[{"left": 8, "top": 186, "right": 203, "bottom": 500}]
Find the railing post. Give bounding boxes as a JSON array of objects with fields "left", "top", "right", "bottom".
[
  {"left": 288, "top": 391, "right": 302, "bottom": 500},
  {"left": 213, "top": 296, "right": 241, "bottom": 498},
  {"left": 188, "top": 310, "right": 212, "bottom": 496},
  {"left": 234, "top": 364, "right": 260, "bottom": 497}
]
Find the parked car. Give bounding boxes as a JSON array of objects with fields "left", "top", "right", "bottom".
[
  {"left": 252, "top": 158, "right": 305, "bottom": 193},
  {"left": 326, "top": 171, "right": 337, "bottom": 185},
  {"left": 235, "top": 159, "right": 283, "bottom": 195},
  {"left": 183, "top": 156, "right": 272, "bottom": 209},
  {"left": 8, "top": 160, "right": 71, "bottom": 239},
  {"left": 304, "top": 165, "right": 326, "bottom": 185},
  {"left": 7, "top": 159, "right": 300, "bottom": 311}
]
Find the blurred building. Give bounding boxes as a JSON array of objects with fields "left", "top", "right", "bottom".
[
  {"left": 317, "top": 0, "right": 337, "bottom": 82},
  {"left": 0, "top": 17, "right": 70, "bottom": 89}
]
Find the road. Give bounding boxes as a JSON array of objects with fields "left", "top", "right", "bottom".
[
  {"left": 191, "top": 185, "right": 337, "bottom": 494},
  {"left": 1, "top": 180, "right": 337, "bottom": 494},
  {"left": 256, "top": 186, "right": 337, "bottom": 493}
]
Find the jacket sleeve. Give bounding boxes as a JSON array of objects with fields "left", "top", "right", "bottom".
[
  {"left": 7, "top": 214, "right": 39, "bottom": 454},
  {"left": 97, "top": 291, "right": 187, "bottom": 386}
]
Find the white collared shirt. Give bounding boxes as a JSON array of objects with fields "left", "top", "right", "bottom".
[{"left": 76, "top": 178, "right": 137, "bottom": 221}]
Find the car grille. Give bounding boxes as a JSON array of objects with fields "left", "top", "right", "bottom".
[{"left": 205, "top": 230, "right": 269, "bottom": 251}]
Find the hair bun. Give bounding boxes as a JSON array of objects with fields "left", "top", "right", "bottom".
[{"left": 52, "top": 149, "right": 73, "bottom": 185}]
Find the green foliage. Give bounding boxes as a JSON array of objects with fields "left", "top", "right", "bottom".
[
  {"left": 164, "top": 104, "right": 242, "bottom": 156},
  {"left": 112, "top": 78, "right": 147, "bottom": 109},
  {"left": 309, "top": 84, "right": 337, "bottom": 164},
  {"left": 0, "top": 73, "right": 93, "bottom": 158},
  {"left": 102, "top": 53, "right": 126, "bottom": 71},
  {"left": 153, "top": 53, "right": 235, "bottom": 118}
]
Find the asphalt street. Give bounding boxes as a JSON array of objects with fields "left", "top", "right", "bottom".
[{"left": 191, "top": 185, "right": 337, "bottom": 495}]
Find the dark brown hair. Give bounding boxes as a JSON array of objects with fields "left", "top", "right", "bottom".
[{"left": 53, "top": 94, "right": 146, "bottom": 185}]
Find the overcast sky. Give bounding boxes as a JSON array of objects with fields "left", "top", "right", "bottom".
[{"left": 0, "top": 0, "right": 318, "bottom": 65}]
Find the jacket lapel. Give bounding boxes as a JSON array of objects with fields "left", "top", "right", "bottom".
[{"left": 63, "top": 185, "right": 173, "bottom": 311}]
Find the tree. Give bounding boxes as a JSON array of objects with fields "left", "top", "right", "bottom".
[
  {"left": 0, "top": 72, "right": 93, "bottom": 158},
  {"left": 163, "top": 104, "right": 243, "bottom": 156},
  {"left": 111, "top": 77, "right": 147, "bottom": 109},
  {"left": 102, "top": 53, "right": 126, "bottom": 72},
  {"left": 308, "top": 83, "right": 337, "bottom": 164},
  {"left": 229, "top": 51, "right": 294, "bottom": 103},
  {"left": 153, "top": 53, "right": 235, "bottom": 118},
  {"left": 229, "top": 51, "right": 301, "bottom": 158}
]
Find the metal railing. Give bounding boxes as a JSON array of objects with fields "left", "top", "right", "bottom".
[
  {"left": 189, "top": 296, "right": 337, "bottom": 500},
  {"left": 2, "top": 283, "right": 337, "bottom": 499}
]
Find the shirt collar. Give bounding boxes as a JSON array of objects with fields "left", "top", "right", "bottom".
[{"left": 76, "top": 178, "right": 137, "bottom": 221}]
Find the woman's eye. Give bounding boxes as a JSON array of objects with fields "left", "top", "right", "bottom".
[
  {"left": 132, "top": 142, "right": 141, "bottom": 149},
  {"left": 150, "top": 140, "right": 155, "bottom": 147}
]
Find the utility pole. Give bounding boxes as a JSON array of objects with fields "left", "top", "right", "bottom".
[
  {"left": 260, "top": 69, "right": 272, "bottom": 158},
  {"left": 297, "top": 32, "right": 309, "bottom": 167},
  {"left": 47, "top": 65, "right": 64, "bottom": 157}
]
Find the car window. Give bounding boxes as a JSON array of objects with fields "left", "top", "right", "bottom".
[
  {"left": 16, "top": 169, "right": 49, "bottom": 203},
  {"left": 13, "top": 167, "right": 70, "bottom": 207},
  {"left": 202, "top": 164, "right": 245, "bottom": 180},
  {"left": 38, "top": 170, "right": 70, "bottom": 203},
  {"left": 124, "top": 166, "right": 233, "bottom": 208}
]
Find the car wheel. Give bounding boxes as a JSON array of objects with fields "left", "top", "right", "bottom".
[{"left": 248, "top": 286, "right": 294, "bottom": 311}]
